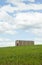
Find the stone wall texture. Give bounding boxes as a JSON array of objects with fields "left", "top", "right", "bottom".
[{"left": 15, "top": 40, "right": 34, "bottom": 46}]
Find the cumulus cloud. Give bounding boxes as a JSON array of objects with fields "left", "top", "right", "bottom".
[
  {"left": 0, "top": 38, "right": 15, "bottom": 47},
  {"left": 0, "top": 41, "right": 15, "bottom": 47},
  {"left": 0, "top": 0, "right": 42, "bottom": 46},
  {"left": 15, "top": 12, "right": 42, "bottom": 26},
  {"left": 28, "top": 0, "right": 35, "bottom": 2},
  {"left": 14, "top": 12, "right": 42, "bottom": 38},
  {"left": 0, "top": 21, "right": 17, "bottom": 34},
  {"left": 16, "top": 12, "right": 42, "bottom": 44},
  {"left": 6, "top": 0, "right": 42, "bottom": 11},
  {"left": 0, "top": 9, "right": 17, "bottom": 34},
  {"left": 31, "top": 29, "right": 42, "bottom": 36},
  {"left": 0, "top": 38, "right": 11, "bottom": 42},
  {"left": 17, "top": 4, "right": 42, "bottom": 11},
  {"left": 5, "top": 30, "right": 17, "bottom": 35},
  {"left": 35, "top": 41, "right": 42, "bottom": 45},
  {"left": 0, "top": 6, "right": 42, "bottom": 35},
  {"left": 1, "top": 5, "right": 15, "bottom": 13},
  {"left": 7, "top": 0, "right": 35, "bottom": 3}
]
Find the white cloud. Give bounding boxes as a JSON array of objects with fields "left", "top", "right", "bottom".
[
  {"left": 0, "top": 19, "right": 17, "bottom": 34},
  {"left": 0, "top": 38, "right": 3, "bottom": 42},
  {"left": 0, "top": 38, "right": 15, "bottom": 47},
  {"left": 15, "top": 12, "right": 42, "bottom": 26},
  {"left": 6, "top": 0, "right": 42, "bottom": 10},
  {"left": 34, "top": 37, "right": 42, "bottom": 45},
  {"left": 25, "top": 22, "right": 42, "bottom": 36},
  {"left": 0, "top": 9, "right": 17, "bottom": 34},
  {"left": 1, "top": 5, "right": 14, "bottom": 13},
  {"left": 0, "top": 41, "right": 15, "bottom": 47},
  {"left": 0, "top": 21, "right": 17, "bottom": 34},
  {"left": 7, "top": 0, "right": 35, "bottom": 3},
  {"left": 0, "top": 7, "right": 42, "bottom": 35},
  {"left": 35, "top": 41, "right": 42, "bottom": 45},
  {"left": 0, "top": 0, "right": 42, "bottom": 45},
  {"left": 5, "top": 30, "right": 17, "bottom": 35},
  {"left": 17, "top": 4, "right": 42, "bottom": 10},
  {"left": 15, "top": 12, "right": 42, "bottom": 37},
  {"left": 28, "top": 0, "right": 35, "bottom": 2},
  {"left": 0, "top": 38, "right": 11, "bottom": 42},
  {"left": 34, "top": 38, "right": 42, "bottom": 42},
  {"left": 31, "top": 29, "right": 42, "bottom": 35},
  {"left": 7, "top": 0, "right": 21, "bottom": 3}
]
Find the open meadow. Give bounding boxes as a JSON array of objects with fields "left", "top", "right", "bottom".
[{"left": 0, "top": 45, "right": 42, "bottom": 65}]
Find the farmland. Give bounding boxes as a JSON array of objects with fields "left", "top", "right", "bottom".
[{"left": 0, "top": 45, "right": 42, "bottom": 65}]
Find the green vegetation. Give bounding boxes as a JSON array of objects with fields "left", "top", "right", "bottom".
[{"left": 0, "top": 45, "right": 42, "bottom": 65}]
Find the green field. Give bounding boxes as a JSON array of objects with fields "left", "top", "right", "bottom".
[{"left": 0, "top": 45, "right": 42, "bottom": 65}]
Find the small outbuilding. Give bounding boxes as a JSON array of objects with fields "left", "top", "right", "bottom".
[{"left": 15, "top": 40, "right": 34, "bottom": 46}]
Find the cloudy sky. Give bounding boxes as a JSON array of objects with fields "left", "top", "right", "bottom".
[{"left": 0, "top": 0, "right": 42, "bottom": 47}]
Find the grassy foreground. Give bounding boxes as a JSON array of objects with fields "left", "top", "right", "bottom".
[{"left": 0, "top": 45, "right": 42, "bottom": 65}]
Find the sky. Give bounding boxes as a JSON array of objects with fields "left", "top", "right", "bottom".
[{"left": 0, "top": 0, "right": 42, "bottom": 47}]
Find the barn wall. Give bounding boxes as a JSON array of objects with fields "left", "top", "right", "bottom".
[{"left": 15, "top": 40, "right": 34, "bottom": 46}]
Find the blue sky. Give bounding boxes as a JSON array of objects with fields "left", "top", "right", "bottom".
[{"left": 0, "top": 0, "right": 42, "bottom": 47}]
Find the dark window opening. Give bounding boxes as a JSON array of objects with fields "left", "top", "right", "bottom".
[{"left": 17, "top": 43, "right": 18, "bottom": 46}]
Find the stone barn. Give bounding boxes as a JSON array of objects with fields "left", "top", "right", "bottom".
[{"left": 15, "top": 40, "right": 34, "bottom": 46}]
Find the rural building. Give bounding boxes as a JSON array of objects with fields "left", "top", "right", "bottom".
[{"left": 15, "top": 40, "right": 34, "bottom": 46}]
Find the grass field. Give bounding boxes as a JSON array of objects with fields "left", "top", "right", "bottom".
[{"left": 0, "top": 45, "right": 42, "bottom": 65}]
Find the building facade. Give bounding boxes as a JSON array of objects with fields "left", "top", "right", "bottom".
[{"left": 15, "top": 40, "right": 34, "bottom": 46}]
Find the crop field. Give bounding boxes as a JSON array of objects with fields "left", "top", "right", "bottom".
[{"left": 0, "top": 45, "right": 42, "bottom": 65}]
